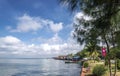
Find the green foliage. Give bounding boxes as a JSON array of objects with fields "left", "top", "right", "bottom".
[
  {"left": 83, "top": 62, "right": 89, "bottom": 68},
  {"left": 116, "top": 31, "right": 120, "bottom": 47},
  {"left": 76, "top": 49, "right": 90, "bottom": 59},
  {"left": 67, "top": 53, "right": 74, "bottom": 57},
  {"left": 60, "top": 0, "right": 120, "bottom": 76},
  {"left": 117, "top": 59, "right": 120, "bottom": 70},
  {"left": 92, "top": 65, "right": 107, "bottom": 76},
  {"left": 110, "top": 47, "right": 120, "bottom": 59},
  {"left": 105, "top": 59, "right": 109, "bottom": 66},
  {"left": 116, "top": 50, "right": 120, "bottom": 59},
  {"left": 95, "top": 57, "right": 101, "bottom": 62}
]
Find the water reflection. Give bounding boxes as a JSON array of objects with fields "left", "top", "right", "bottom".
[{"left": 0, "top": 59, "right": 80, "bottom": 76}]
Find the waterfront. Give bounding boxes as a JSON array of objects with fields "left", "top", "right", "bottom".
[{"left": 0, "top": 58, "right": 81, "bottom": 76}]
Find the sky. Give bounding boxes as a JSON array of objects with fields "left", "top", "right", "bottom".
[{"left": 0, "top": 0, "right": 85, "bottom": 58}]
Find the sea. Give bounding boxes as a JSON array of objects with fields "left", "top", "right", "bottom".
[{"left": 0, "top": 58, "right": 81, "bottom": 76}]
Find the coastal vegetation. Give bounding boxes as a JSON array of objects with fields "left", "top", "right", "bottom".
[
  {"left": 92, "top": 65, "right": 107, "bottom": 76},
  {"left": 83, "top": 62, "right": 89, "bottom": 68},
  {"left": 59, "top": 0, "right": 120, "bottom": 76}
]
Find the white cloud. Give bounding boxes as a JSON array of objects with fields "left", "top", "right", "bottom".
[
  {"left": 0, "top": 36, "right": 21, "bottom": 45},
  {"left": 0, "top": 35, "right": 82, "bottom": 58},
  {"left": 2, "top": 13, "right": 91, "bottom": 58},
  {"left": 74, "top": 12, "right": 92, "bottom": 24},
  {"left": 47, "top": 34, "right": 63, "bottom": 44},
  {"left": 11, "top": 14, "right": 42, "bottom": 32},
  {"left": 9, "top": 14, "right": 63, "bottom": 33},
  {"left": 31, "top": 33, "right": 63, "bottom": 44},
  {"left": 74, "top": 12, "right": 92, "bottom": 20},
  {"left": 48, "top": 21, "right": 63, "bottom": 33}
]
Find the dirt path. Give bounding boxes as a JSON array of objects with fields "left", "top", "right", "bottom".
[{"left": 80, "top": 67, "right": 86, "bottom": 76}]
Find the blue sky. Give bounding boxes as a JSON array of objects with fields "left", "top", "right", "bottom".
[{"left": 0, "top": 0, "right": 84, "bottom": 58}]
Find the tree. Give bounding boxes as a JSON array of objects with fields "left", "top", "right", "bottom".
[
  {"left": 76, "top": 48, "right": 90, "bottom": 59},
  {"left": 60, "top": 0, "right": 120, "bottom": 76},
  {"left": 85, "top": 42, "right": 100, "bottom": 63}
]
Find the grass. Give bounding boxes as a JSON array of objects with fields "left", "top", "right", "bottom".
[
  {"left": 84, "top": 60, "right": 120, "bottom": 76},
  {"left": 104, "top": 69, "right": 120, "bottom": 76},
  {"left": 84, "top": 60, "right": 104, "bottom": 76}
]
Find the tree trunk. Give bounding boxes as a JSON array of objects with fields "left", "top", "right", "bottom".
[
  {"left": 111, "top": 29, "right": 117, "bottom": 76},
  {"left": 93, "top": 56, "right": 95, "bottom": 63},
  {"left": 104, "top": 34, "right": 112, "bottom": 76},
  {"left": 94, "top": 58, "right": 95, "bottom": 63},
  {"left": 108, "top": 59, "right": 112, "bottom": 76},
  {"left": 113, "top": 58, "right": 117, "bottom": 76}
]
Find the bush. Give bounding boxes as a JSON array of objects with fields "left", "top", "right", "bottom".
[
  {"left": 95, "top": 57, "right": 101, "bottom": 62},
  {"left": 105, "top": 59, "right": 109, "bottom": 66},
  {"left": 92, "top": 65, "right": 107, "bottom": 76},
  {"left": 83, "top": 62, "right": 89, "bottom": 68},
  {"left": 117, "top": 59, "right": 120, "bottom": 70}
]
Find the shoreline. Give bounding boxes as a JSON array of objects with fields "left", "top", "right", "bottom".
[{"left": 80, "top": 67, "right": 87, "bottom": 76}]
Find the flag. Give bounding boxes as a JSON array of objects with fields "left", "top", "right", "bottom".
[{"left": 102, "top": 47, "right": 106, "bottom": 57}]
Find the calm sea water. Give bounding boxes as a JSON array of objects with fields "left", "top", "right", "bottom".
[{"left": 0, "top": 58, "right": 81, "bottom": 76}]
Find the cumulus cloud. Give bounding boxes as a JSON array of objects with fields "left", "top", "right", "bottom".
[
  {"left": 9, "top": 14, "right": 63, "bottom": 33},
  {"left": 50, "top": 34, "right": 63, "bottom": 44},
  {"left": 0, "top": 35, "right": 82, "bottom": 57},
  {"left": 74, "top": 12, "right": 92, "bottom": 24},
  {"left": 2, "top": 13, "right": 90, "bottom": 58},
  {"left": 31, "top": 33, "right": 63, "bottom": 44},
  {"left": 0, "top": 36, "right": 21, "bottom": 45},
  {"left": 48, "top": 21, "right": 63, "bottom": 33},
  {"left": 74, "top": 12, "right": 92, "bottom": 20},
  {"left": 11, "top": 14, "right": 42, "bottom": 32}
]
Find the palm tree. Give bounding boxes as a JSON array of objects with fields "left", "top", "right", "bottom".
[{"left": 86, "top": 42, "right": 100, "bottom": 63}]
